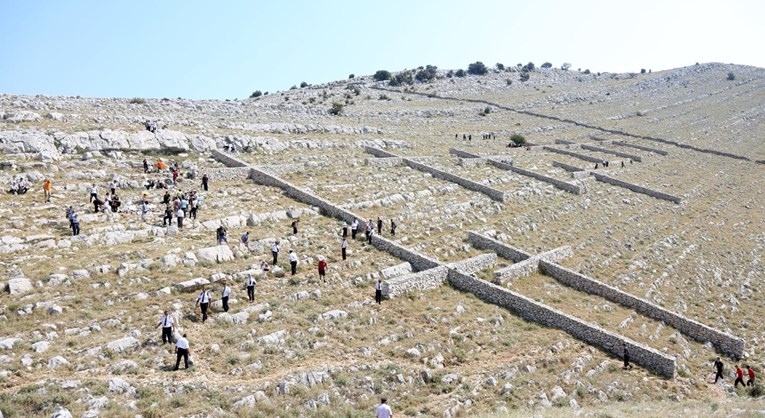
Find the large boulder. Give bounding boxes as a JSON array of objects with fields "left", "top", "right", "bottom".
[
  {"left": 197, "top": 245, "right": 234, "bottom": 263},
  {"left": 7, "top": 278, "right": 32, "bottom": 295},
  {"left": 106, "top": 337, "right": 139, "bottom": 353},
  {"left": 174, "top": 277, "right": 210, "bottom": 292}
]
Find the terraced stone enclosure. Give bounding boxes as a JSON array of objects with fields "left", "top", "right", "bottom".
[{"left": 1, "top": 62, "right": 764, "bottom": 417}]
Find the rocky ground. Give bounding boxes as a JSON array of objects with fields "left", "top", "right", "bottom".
[{"left": 1, "top": 63, "right": 764, "bottom": 417}]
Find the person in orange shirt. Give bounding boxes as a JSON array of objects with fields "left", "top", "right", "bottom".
[{"left": 42, "top": 179, "right": 52, "bottom": 202}]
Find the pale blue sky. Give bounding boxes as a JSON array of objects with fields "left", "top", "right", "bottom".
[{"left": 1, "top": 0, "right": 762, "bottom": 99}]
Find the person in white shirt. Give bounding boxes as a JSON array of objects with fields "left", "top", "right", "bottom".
[
  {"left": 221, "top": 283, "right": 231, "bottom": 312},
  {"left": 375, "top": 397, "right": 393, "bottom": 418},
  {"left": 288, "top": 250, "right": 298, "bottom": 275},
  {"left": 260, "top": 261, "right": 270, "bottom": 280},
  {"left": 176, "top": 207, "right": 185, "bottom": 228},
  {"left": 351, "top": 219, "right": 359, "bottom": 240},
  {"left": 140, "top": 201, "right": 149, "bottom": 222},
  {"left": 156, "top": 310, "right": 175, "bottom": 344},
  {"left": 174, "top": 334, "right": 191, "bottom": 370},
  {"left": 375, "top": 279, "right": 383, "bottom": 304},
  {"left": 110, "top": 180, "right": 118, "bottom": 195},
  {"left": 245, "top": 274, "right": 257, "bottom": 302},
  {"left": 90, "top": 184, "right": 98, "bottom": 202},
  {"left": 195, "top": 286, "right": 211, "bottom": 323},
  {"left": 341, "top": 238, "right": 348, "bottom": 260},
  {"left": 271, "top": 241, "right": 280, "bottom": 265}
]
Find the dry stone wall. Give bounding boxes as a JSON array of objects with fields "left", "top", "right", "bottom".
[
  {"left": 447, "top": 253, "right": 497, "bottom": 274},
  {"left": 365, "top": 157, "right": 403, "bottom": 166},
  {"left": 613, "top": 141, "right": 669, "bottom": 156},
  {"left": 493, "top": 246, "right": 573, "bottom": 285},
  {"left": 580, "top": 144, "right": 643, "bottom": 162},
  {"left": 467, "top": 231, "right": 532, "bottom": 262},
  {"left": 543, "top": 146, "right": 606, "bottom": 164},
  {"left": 591, "top": 173, "right": 682, "bottom": 204},
  {"left": 382, "top": 266, "right": 449, "bottom": 298},
  {"left": 551, "top": 161, "right": 583, "bottom": 172},
  {"left": 446, "top": 269, "right": 677, "bottom": 378},
  {"left": 364, "top": 147, "right": 506, "bottom": 202},
  {"left": 204, "top": 167, "right": 253, "bottom": 181},
  {"left": 211, "top": 150, "right": 250, "bottom": 167},
  {"left": 538, "top": 260, "right": 745, "bottom": 358}
]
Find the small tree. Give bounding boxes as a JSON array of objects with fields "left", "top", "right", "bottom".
[
  {"left": 561, "top": 63, "right": 571, "bottom": 71},
  {"left": 249, "top": 91, "right": 262, "bottom": 98},
  {"left": 373, "top": 70, "right": 392, "bottom": 81},
  {"left": 328, "top": 102, "right": 344, "bottom": 115},
  {"left": 455, "top": 69, "right": 466, "bottom": 77},
  {"left": 541, "top": 62, "right": 552, "bottom": 69},
  {"left": 525, "top": 62, "right": 535, "bottom": 71},
  {"left": 389, "top": 72, "right": 414, "bottom": 86},
  {"left": 583, "top": 69, "right": 591, "bottom": 74},
  {"left": 520, "top": 72, "right": 530, "bottom": 82},
  {"left": 506, "top": 79, "right": 513, "bottom": 86},
  {"left": 300, "top": 81, "right": 308, "bottom": 88},
  {"left": 348, "top": 74, "right": 355, "bottom": 79},
  {"left": 727, "top": 72, "right": 735, "bottom": 81},
  {"left": 496, "top": 63, "right": 505, "bottom": 71},
  {"left": 467, "top": 61, "right": 488, "bottom": 75},
  {"left": 510, "top": 134, "right": 526, "bottom": 146},
  {"left": 640, "top": 68, "right": 646, "bottom": 74},
  {"left": 290, "top": 85, "right": 298, "bottom": 90},
  {"left": 415, "top": 65, "right": 438, "bottom": 82},
  {"left": 446, "top": 70, "right": 454, "bottom": 78}
]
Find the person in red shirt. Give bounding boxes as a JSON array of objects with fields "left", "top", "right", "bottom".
[
  {"left": 734, "top": 365, "right": 746, "bottom": 388},
  {"left": 317, "top": 258, "right": 328, "bottom": 283},
  {"left": 747, "top": 366, "right": 757, "bottom": 387}
]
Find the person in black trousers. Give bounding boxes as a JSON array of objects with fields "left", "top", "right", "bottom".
[
  {"left": 157, "top": 310, "right": 174, "bottom": 344},
  {"left": 174, "top": 334, "right": 191, "bottom": 370},
  {"left": 375, "top": 279, "right": 383, "bottom": 304},
  {"left": 342, "top": 222, "right": 348, "bottom": 238},
  {"left": 221, "top": 284, "right": 230, "bottom": 312},
  {"left": 390, "top": 219, "right": 397, "bottom": 236},
  {"left": 622, "top": 342, "right": 633, "bottom": 370},
  {"left": 351, "top": 219, "right": 358, "bottom": 240},
  {"left": 341, "top": 238, "right": 347, "bottom": 260},
  {"left": 377, "top": 217, "right": 383, "bottom": 235},
  {"left": 713, "top": 357, "right": 724, "bottom": 383},
  {"left": 201, "top": 174, "right": 209, "bottom": 191},
  {"left": 196, "top": 286, "right": 210, "bottom": 323},
  {"left": 246, "top": 275, "right": 256, "bottom": 302},
  {"left": 291, "top": 219, "right": 299, "bottom": 235}
]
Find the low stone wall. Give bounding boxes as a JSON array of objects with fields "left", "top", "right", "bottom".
[
  {"left": 467, "top": 231, "right": 531, "bottom": 262},
  {"left": 382, "top": 266, "right": 449, "bottom": 298},
  {"left": 371, "top": 235, "right": 442, "bottom": 272},
  {"left": 446, "top": 269, "right": 676, "bottom": 378},
  {"left": 555, "top": 139, "right": 577, "bottom": 145},
  {"left": 447, "top": 253, "right": 497, "bottom": 274},
  {"left": 613, "top": 141, "right": 669, "bottom": 156},
  {"left": 591, "top": 173, "right": 682, "bottom": 204},
  {"left": 581, "top": 144, "right": 642, "bottom": 162},
  {"left": 365, "top": 147, "right": 506, "bottom": 202},
  {"left": 543, "top": 146, "right": 606, "bottom": 164},
  {"left": 258, "top": 163, "right": 307, "bottom": 176},
  {"left": 448, "top": 148, "right": 480, "bottom": 159},
  {"left": 211, "top": 150, "right": 250, "bottom": 167},
  {"left": 457, "top": 158, "right": 487, "bottom": 168},
  {"left": 493, "top": 245, "right": 573, "bottom": 285},
  {"left": 487, "top": 159, "right": 584, "bottom": 195},
  {"left": 365, "top": 157, "right": 403, "bottom": 166},
  {"left": 538, "top": 260, "right": 745, "bottom": 358},
  {"left": 551, "top": 160, "right": 583, "bottom": 172},
  {"left": 204, "top": 167, "right": 253, "bottom": 181}
]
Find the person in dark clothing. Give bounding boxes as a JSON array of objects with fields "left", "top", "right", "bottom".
[
  {"left": 341, "top": 238, "right": 347, "bottom": 260},
  {"left": 143, "top": 158, "right": 149, "bottom": 173},
  {"left": 201, "top": 174, "right": 209, "bottom": 191},
  {"left": 163, "top": 191, "right": 171, "bottom": 205},
  {"left": 174, "top": 334, "right": 191, "bottom": 370},
  {"left": 735, "top": 365, "right": 746, "bottom": 388},
  {"left": 93, "top": 196, "right": 103, "bottom": 213},
  {"left": 375, "top": 279, "right": 383, "bottom": 304},
  {"left": 342, "top": 222, "right": 348, "bottom": 238},
  {"left": 377, "top": 218, "right": 383, "bottom": 235},
  {"left": 163, "top": 204, "right": 174, "bottom": 226},
  {"left": 157, "top": 310, "right": 175, "bottom": 345},
  {"left": 390, "top": 219, "right": 397, "bottom": 236},
  {"left": 713, "top": 357, "right": 724, "bottom": 383},
  {"left": 291, "top": 219, "right": 299, "bottom": 235},
  {"left": 747, "top": 366, "right": 756, "bottom": 386},
  {"left": 622, "top": 343, "right": 633, "bottom": 370}
]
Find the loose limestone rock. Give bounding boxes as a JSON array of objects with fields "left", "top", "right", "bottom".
[
  {"left": 197, "top": 245, "right": 234, "bottom": 263},
  {"left": 106, "top": 337, "right": 139, "bottom": 353},
  {"left": 7, "top": 278, "right": 32, "bottom": 295}
]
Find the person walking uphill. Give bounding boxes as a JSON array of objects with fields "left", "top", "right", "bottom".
[
  {"left": 377, "top": 217, "right": 383, "bottom": 235},
  {"left": 735, "top": 365, "right": 746, "bottom": 388},
  {"left": 289, "top": 250, "right": 298, "bottom": 276},
  {"left": 70, "top": 210, "right": 80, "bottom": 236},
  {"left": 196, "top": 286, "right": 211, "bottom": 323},
  {"left": 622, "top": 342, "right": 633, "bottom": 370},
  {"left": 201, "top": 173, "right": 209, "bottom": 192},
  {"left": 43, "top": 178, "right": 52, "bottom": 203},
  {"left": 713, "top": 357, "right": 725, "bottom": 383},
  {"left": 351, "top": 219, "right": 359, "bottom": 240},
  {"left": 341, "top": 238, "right": 348, "bottom": 260},
  {"left": 221, "top": 283, "right": 231, "bottom": 312},
  {"left": 747, "top": 365, "right": 756, "bottom": 386},
  {"left": 245, "top": 274, "right": 256, "bottom": 302},
  {"left": 291, "top": 219, "right": 299, "bottom": 235},
  {"left": 157, "top": 310, "right": 175, "bottom": 344},
  {"left": 271, "top": 241, "right": 279, "bottom": 265},
  {"left": 375, "top": 279, "right": 383, "bottom": 304},
  {"left": 318, "top": 257, "right": 327, "bottom": 283},
  {"left": 174, "top": 334, "right": 191, "bottom": 370},
  {"left": 375, "top": 397, "right": 393, "bottom": 418}
]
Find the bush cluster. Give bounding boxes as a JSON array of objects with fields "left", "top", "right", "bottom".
[{"left": 415, "top": 65, "right": 438, "bottom": 82}]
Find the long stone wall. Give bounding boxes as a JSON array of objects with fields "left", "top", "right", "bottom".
[
  {"left": 538, "top": 260, "right": 745, "bottom": 358},
  {"left": 467, "top": 231, "right": 532, "bottom": 262},
  {"left": 613, "top": 141, "right": 669, "bottom": 156},
  {"left": 543, "top": 146, "right": 606, "bottom": 164},
  {"left": 450, "top": 148, "right": 583, "bottom": 195},
  {"left": 204, "top": 167, "right": 253, "bottom": 181},
  {"left": 211, "top": 150, "right": 250, "bottom": 167},
  {"left": 580, "top": 144, "right": 643, "bottom": 162},
  {"left": 364, "top": 147, "right": 506, "bottom": 202},
  {"left": 446, "top": 269, "right": 676, "bottom": 378},
  {"left": 493, "top": 246, "right": 573, "bottom": 285},
  {"left": 591, "top": 173, "right": 682, "bottom": 204},
  {"left": 365, "top": 157, "right": 403, "bottom": 166},
  {"left": 447, "top": 253, "right": 497, "bottom": 274},
  {"left": 551, "top": 160, "right": 583, "bottom": 173}
]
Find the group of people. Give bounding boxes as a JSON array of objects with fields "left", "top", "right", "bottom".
[
  {"left": 6, "top": 176, "right": 29, "bottom": 195},
  {"left": 162, "top": 189, "right": 203, "bottom": 228},
  {"left": 713, "top": 357, "right": 757, "bottom": 388},
  {"left": 90, "top": 182, "right": 124, "bottom": 214},
  {"left": 144, "top": 120, "right": 166, "bottom": 133}
]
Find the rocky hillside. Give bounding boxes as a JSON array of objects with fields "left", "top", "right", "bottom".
[{"left": 1, "top": 62, "right": 764, "bottom": 417}]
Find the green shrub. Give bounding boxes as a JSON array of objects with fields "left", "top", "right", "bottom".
[
  {"left": 496, "top": 63, "right": 505, "bottom": 70},
  {"left": 561, "top": 63, "right": 571, "bottom": 71},
  {"left": 727, "top": 72, "right": 735, "bottom": 81},
  {"left": 249, "top": 90, "right": 262, "bottom": 98},
  {"left": 289, "top": 85, "right": 297, "bottom": 90},
  {"left": 328, "top": 102, "right": 344, "bottom": 115},
  {"left": 300, "top": 81, "right": 308, "bottom": 88},
  {"left": 467, "top": 61, "right": 488, "bottom": 75},
  {"left": 415, "top": 65, "right": 438, "bottom": 82},
  {"left": 129, "top": 97, "right": 146, "bottom": 104},
  {"left": 520, "top": 72, "right": 530, "bottom": 82},
  {"left": 348, "top": 74, "right": 355, "bottom": 79},
  {"left": 446, "top": 70, "right": 454, "bottom": 78},
  {"left": 373, "top": 70, "right": 392, "bottom": 81},
  {"left": 749, "top": 384, "right": 764, "bottom": 397},
  {"left": 523, "top": 62, "right": 535, "bottom": 71},
  {"left": 583, "top": 69, "right": 591, "bottom": 74},
  {"left": 506, "top": 79, "right": 513, "bottom": 86},
  {"left": 510, "top": 134, "right": 526, "bottom": 145},
  {"left": 641, "top": 68, "right": 646, "bottom": 74},
  {"left": 541, "top": 62, "right": 552, "bottom": 68},
  {"left": 455, "top": 69, "right": 466, "bottom": 77},
  {"left": 389, "top": 72, "right": 413, "bottom": 86}
]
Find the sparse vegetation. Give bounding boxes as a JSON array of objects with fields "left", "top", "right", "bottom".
[
  {"left": 415, "top": 65, "right": 438, "bottom": 82},
  {"left": 520, "top": 71, "right": 530, "bottom": 82},
  {"left": 541, "top": 62, "right": 553, "bottom": 69},
  {"left": 249, "top": 90, "right": 262, "bottom": 98},
  {"left": 561, "top": 63, "right": 571, "bottom": 71},
  {"left": 455, "top": 69, "right": 466, "bottom": 78},
  {"left": 328, "top": 102, "right": 344, "bottom": 115},
  {"left": 373, "top": 70, "right": 392, "bottom": 81},
  {"left": 727, "top": 72, "right": 735, "bottom": 81},
  {"left": 467, "top": 61, "right": 488, "bottom": 75},
  {"left": 348, "top": 74, "right": 355, "bottom": 79},
  {"left": 496, "top": 63, "right": 505, "bottom": 71},
  {"left": 129, "top": 98, "right": 146, "bottom": 105},
  {"left": 300, "top": 81, "right": 308, "bottom": 88},
  {"left": 510, "top": 133, "right": 526, "bottom": 145}
]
